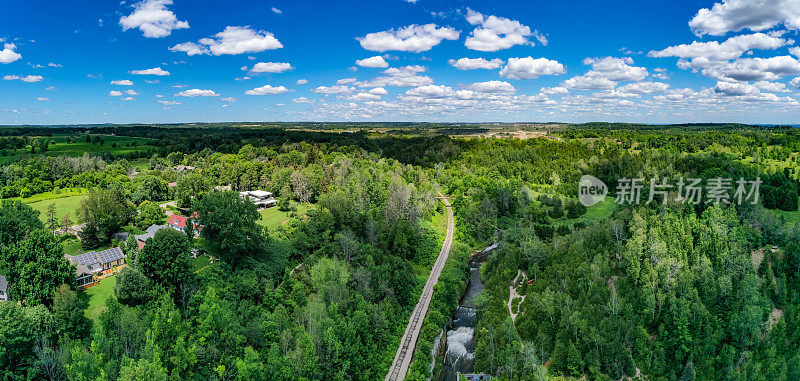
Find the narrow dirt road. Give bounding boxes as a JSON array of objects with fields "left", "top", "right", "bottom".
[
  {"left": 508, "top": 269, "right": 527, "bottom": 322},
  {"left": 385, "top": 196, "right": 454, "bottom": 381}
]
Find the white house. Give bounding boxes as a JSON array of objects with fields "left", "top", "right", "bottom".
[{"left": 240, "top": 190, "right": 278, "bottom": 209}]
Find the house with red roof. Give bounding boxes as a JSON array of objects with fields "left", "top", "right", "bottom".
[{"left": 168, "top": 214, "right": 202, "bottom": 236}]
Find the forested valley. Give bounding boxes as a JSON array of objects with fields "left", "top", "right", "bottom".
[{"left": 0, "top": 124, "right": 799, "bottom": 380}]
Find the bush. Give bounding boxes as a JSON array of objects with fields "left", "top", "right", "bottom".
[{"left": 566, "top": 199, "right": 587, "bottom": 218}]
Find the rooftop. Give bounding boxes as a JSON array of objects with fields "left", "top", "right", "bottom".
[
  {"left": 242, "top": 190, "right": 273, "bottom": 199},
  {"left": 168, "top": 214, "right": 188, "bottom": 228},
  {"left": 66, "top": 247, "right": 126, "bottom": 275},
  {"left": 135, "top": 224, "right": 169, "bottom": 242},
  {"left": 0, "top": 275, "right": 6, "bottom": 291}
]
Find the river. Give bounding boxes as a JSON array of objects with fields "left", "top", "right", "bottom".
[{"left": 441, "top": 258, "right": 484, "bottom": 380}]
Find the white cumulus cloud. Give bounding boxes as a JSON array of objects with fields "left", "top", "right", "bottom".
[
  {"left": 540, "top": 86, "right": 569, "bottom": 95},
  {"left": 714, "top": 80, "right": 760, "bottom": 96},
  {"left": 468, "top": 80, "right": 516, "bottom": 93},
  {"left": 129, "top": 67, "right": 170, "bottom": 76},
  {"left": 18, "top": 75, "right": 43, "bottom": 83},
  {"left": 464, "top": 8, "right": 547, "bottom": 52},
  {"left": 689, "top": 0, "right": 800, "bottom": 36},
  {"left": 356, "top": 66, "right": 432, "bottom": 88},
  {"left": 582, "top": 57, "right": 649, "bottom": 82},
  {"left": 171, "top": 26, "right": 283, "bottom": 56},
  {"left": 175, "top": 89, "right": 219, "bottom": 97},
  {"left": 707, "top": 55, "right": 800, "bottom": 81},
  {"left": 111, "top": 80, "right": 134, "bottom": 85},
  {"left": 563, "top": 75, "right": 617, "bottom": 90},
  {"left": 356, "top": 56, "right": 389, "bottom": 68},
  {"left": 357, "top": 24, "right": 460, "bottom": 53},
  {"left": 448, "top": 57, "right": 504, "bottom": 70},
  {"left": 648, "top": 33, "right": 790, "bottom": 62},
  {"left": 313, "top": 85, "right": 353, "bottom": 94},
  {"left": 617, "top": 81, "right": 670, "bottom": 94},
  {"left": 245, "top": 84, "right": 289, "bottom": 95},
  {"left": 249, "top": 62, "right": 293, "bottom": 73},
  {"left": 119, "top": 0, "right": 189, "bottom": 38},
  {"left": 499, "top": 57, "right": 565, "bottom": 79},
  {"left": 0, "top": 43, "right": 22, "bottom": 64}
]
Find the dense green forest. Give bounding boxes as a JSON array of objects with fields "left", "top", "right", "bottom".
[{"left": 0, "top": 124, "right": 799, "bottom": 380}]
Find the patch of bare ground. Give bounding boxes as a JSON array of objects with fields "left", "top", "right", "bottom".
[
  {"left": 608, "top": 276, "right": 617, "bottom": 294},
  {"left": 751, "top": 248, "right": 764, "bottom": 272},
  {"left": 769, "top": 308, "right": 784, "bottom": 330}
]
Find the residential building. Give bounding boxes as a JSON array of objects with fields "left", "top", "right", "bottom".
[
  {"left": 112, "top": 231, "right": 130, "bottom": 242},
  {"left": 168, "top": 214, "right": 202, "bottom": 236},
  {"left": 65, "top": 247, "right": 127, "bottom": 288},
  {"left": 134, "top": 224, "right": 169, "bottom": 249},
  {"left": 173, "top": 165, "right": 196, "bottom": 172},
  {"left": 0, "top": 275, "right": 7, "bottom": 301},
  {"left": 240, "top": 190, "right": 278, "bottom": 209}
]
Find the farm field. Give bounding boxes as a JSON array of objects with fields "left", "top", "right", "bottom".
[{"left": 0, "top": 134, "right": 156, "bottom": 164}]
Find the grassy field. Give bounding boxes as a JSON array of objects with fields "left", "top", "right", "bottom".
[
  {"left": 83, "top": 276, "right": 116, "bottom": 321},
  {"left": 552, "top": 197, "right": 617, "bottom": 227},
  {"left": 128, "top": 158, "right": 150, "bottom": 171},
  {"left": 762, "top": 200, "right": 800, "bottom": 228},
  {"left": 258, "top": 203, "right": 313, "bottom": 231},
  {"left": 28, "top": 193, "right": 89, "bottom": 224},
  {"left": 0, "top": 134, "right": 156, "bottom": 164},
  {"left": 62, "top": 239, "right": 83, "bottom": 255},
  {"left": 576, "top": 197, "right": 618, "bottom": 224}
]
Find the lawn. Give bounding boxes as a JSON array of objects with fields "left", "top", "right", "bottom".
[
  {"left": 28, "top": 193, "right": 89, "bottom": 224},
  {"left": 258, "top": 203, "right": 313, "bottom": 231},
  {"left": 83, "top": 276, "right": 116, "bottom": 321},
  {"left": 62, "top": 239, "right": 83, "bottom": 255},
  {"left": 191, "top": 255, "right": 212, "bottom": 272}
]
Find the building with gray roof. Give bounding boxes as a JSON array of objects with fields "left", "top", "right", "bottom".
[
  {"left": 65, "top": 247, "right": 126, "bottom": 288},
  {"left": 134, "top": 224, "right": 169, "bottom": 249}
]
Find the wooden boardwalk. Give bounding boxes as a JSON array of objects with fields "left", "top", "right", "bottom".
[{"left": 385, "top": 196, "right": 454, "bottom": 381}]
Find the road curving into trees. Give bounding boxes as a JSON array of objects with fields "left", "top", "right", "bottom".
[{"left": 385, "top": 195, "right": 454, "bottom": 381}]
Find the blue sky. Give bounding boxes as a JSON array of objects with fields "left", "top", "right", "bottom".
[{"left": 2, "top": 0, "right": 800, "bottom": 124}]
